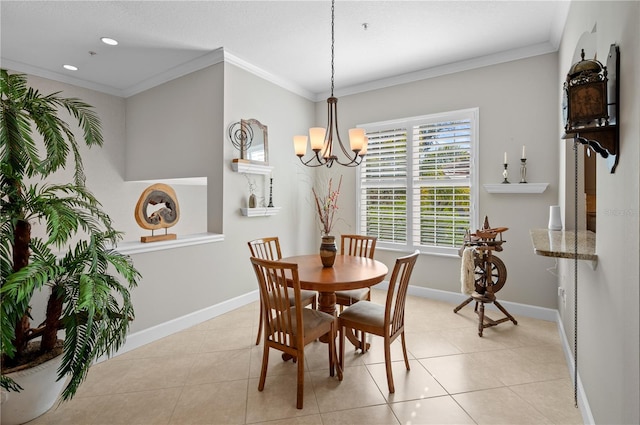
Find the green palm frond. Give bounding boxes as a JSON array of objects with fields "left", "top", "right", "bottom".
[
  {"left": 1, "top": 69, "right": 140, "bottom": 402},
  {"left": 55, "top": 233, "right": 139, "bottom": 400},
  {"left": 1, "top": 70, "right": 102, "bottom": 185},
  {"left": 0, "top": 259, "right": 63, "bottom": 358}
]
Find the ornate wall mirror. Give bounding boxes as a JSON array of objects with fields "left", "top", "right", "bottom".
[{"left": 240, "top": 118, "right": 268, "bottom": 165}]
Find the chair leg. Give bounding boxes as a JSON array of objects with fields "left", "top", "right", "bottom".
[
  {"left": 400, "top": 331, "right": 410, "bottom": 371},
  {"left": 296, "top": 352, "right": 304, "bottom": 409},
  {"left": 328, "top": 329, "right": 335, "bottom": 377},
  {"left": 255, "top": 304, "right": 263, "bottom": 345},
  {"left": 477, "top": 301, "right": 485, "bottom": 337},
  {"left": 258, "top": 345, "right": 269, "bottom": 391},
  {"left": 384, "top": 336, "right": 395, "bottom": 393},
  {"left": 328, "top": 323, "right": 343, "bottom": 381},
  {"left": 339, "top": 324, "right": 345, "bottom": 372}
]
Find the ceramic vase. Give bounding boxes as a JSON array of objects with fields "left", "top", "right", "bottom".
[{"left": 319, "top": 235, "right": 337, "bottom": 267}]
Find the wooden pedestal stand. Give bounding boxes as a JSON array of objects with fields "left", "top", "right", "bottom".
[
  {"left": 140, "top": 231, "right": 177, "bottom": 243},
  {"left": 454, "top": 221, "right": 517, "bottom": 336}
]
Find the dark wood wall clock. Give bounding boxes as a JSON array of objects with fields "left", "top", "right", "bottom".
[{"left": 562, "top": 44, "right": 620, "bottom": 173}]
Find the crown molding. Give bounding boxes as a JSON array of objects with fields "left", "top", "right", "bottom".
[
  {"left": 222, "top": 50, "right": 315, "bottom": 100},
  {"left": 122, "top": 48, "right": 225, "bottom": 97},
  {"left": 0, "top": 58, "right": 126, "bottom": 97},
  {"left": 322, "top": 42, "right": 559, "bottom": 101},
  {"left": 4, "top": 38, "right": 564, "bottom": 103}
]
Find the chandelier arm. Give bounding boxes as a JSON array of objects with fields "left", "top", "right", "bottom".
[
  {"left": 333, "top": 155, "right": 363, "bottom": 167},
  {"left": 298, "top": 152, "right": 330, "bottom": 167},
  {"left": 331, "top": 100, "right": 360, "bottom": 159}
]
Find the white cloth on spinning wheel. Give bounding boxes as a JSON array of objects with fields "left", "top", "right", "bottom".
[{"left": 461, "top": 247, "right": 476, "bottom": 295}]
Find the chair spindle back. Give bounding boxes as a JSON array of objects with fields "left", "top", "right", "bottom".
[
  {"left": 250, "top": 257, "right": 302, "bottom": 350},
  {"left": 385, "top": 250, "right": 419, "bottom": 336},
  {"left": 341, "top": 234, "right": 377, "bottom": 259}
]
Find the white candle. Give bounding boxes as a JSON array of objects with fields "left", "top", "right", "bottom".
[
  {"left": 504, "top": 152, "right": 507, "bottom": 164},
  {"left": 522, "top": 145, "right": 526, "bottom": 159}
]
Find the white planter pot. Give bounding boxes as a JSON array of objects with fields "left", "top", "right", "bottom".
[{"left": 1, "top": 354, "right": 66, "bottom": 425}]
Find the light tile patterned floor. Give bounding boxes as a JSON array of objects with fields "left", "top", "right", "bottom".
[{"left": 29, "top": 290, "right": 584, "bottom": 424}]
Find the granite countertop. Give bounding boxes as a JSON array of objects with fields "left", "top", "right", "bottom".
[{"left": 529, "top": 229, "right": 597, "bottom": 261}]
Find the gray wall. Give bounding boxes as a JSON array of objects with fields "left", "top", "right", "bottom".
[
  {"left": 125, "top": 63, "right": 225, "bottom": 234},
  {"left": 121, "top": 62, "right": 319, "bottom": 333},
  {"left": 557, "top": 2, "right": 640, "bottom": 424},
  {"left": 329, "top": 53, "right": 561, "bottom": 309}
]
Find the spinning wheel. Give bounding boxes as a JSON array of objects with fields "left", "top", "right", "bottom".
[
  {"left": 454, "top": 217, "right": 517, "bottom": 336},
  {"left": 474, "top": 255, "right": 507, "bottom": 294}
]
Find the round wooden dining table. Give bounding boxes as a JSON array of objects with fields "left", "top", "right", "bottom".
[
  {"left": 281, "top": 254, "right": 388, "bottom": 315},
  {"left": 280, "top": 254, "right": 388, "bottom": 349}
]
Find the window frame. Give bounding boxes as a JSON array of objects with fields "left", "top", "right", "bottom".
[{"left": 356, "top": 108, "right": 479, "bottom": 257}]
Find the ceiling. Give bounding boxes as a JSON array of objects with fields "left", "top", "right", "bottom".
[{"left": 1, "top": 1, "right": 570, "bottom": 100}]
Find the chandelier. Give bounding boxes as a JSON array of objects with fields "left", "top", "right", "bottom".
[{"left": 293, "top": 0, "right": 367, "bottom": 167}]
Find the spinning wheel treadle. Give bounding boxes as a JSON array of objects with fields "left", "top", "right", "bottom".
[{"left": 454, "top": 217, "right": 517, "bottom": 336}]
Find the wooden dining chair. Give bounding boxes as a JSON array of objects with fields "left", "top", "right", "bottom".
[
  {"left": 248, "top": 237, "right": 317, "bottom": 345},
  {"left": 250, "top": 256, "right": 342, "bottom": 409},
  {"left": 338, "top": 250, "right": 419, "bottom": 393},
  {"left": 335, "top": 234, "right": 377, "bottom": 309}
]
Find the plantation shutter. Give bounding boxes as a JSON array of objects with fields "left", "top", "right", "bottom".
[
  {"left": 412, "top": 118, "right": 472, "bottom": 248},
  {"left": 359, "top": 128, "right": 408, "bottom": 244},
  {"left": 358, "top": 108, "right": 477, "bottom": 255}
]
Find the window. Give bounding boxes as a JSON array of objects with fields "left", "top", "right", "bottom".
[{"left": 357, "top": 108, "right": 478, "bottom": 256}]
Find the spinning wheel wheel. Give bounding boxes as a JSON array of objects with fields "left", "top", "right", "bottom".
[{"left": 474, "top": 255, "right": 507, "bottom": 294}]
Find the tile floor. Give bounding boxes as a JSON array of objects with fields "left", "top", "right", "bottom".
[{"left": 29, "top": 290, "right": 584, "bottom": 424}]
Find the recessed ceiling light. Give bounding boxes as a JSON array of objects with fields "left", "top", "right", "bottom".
[
  {"left": 101, "top": 37, "right": 118, "bottom": 46},
  {"left": 63, "top": 64, "right": 78, "bottom": 71}
]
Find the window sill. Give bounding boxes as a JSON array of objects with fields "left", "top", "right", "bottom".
[
  {"left": 484, "top": 183, "right": 548, "bottom": 193},
  {"left": 113, "top": 232, "right": 224, "bottom": 255}
]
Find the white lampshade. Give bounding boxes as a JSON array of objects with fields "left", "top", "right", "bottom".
[
  {"left": 293, "top": 135, "right": 308, "bottom": 156},
  {"left": 309, "top": 127, "right": 326, "bottom": 151},
  {"left": 348, "top": 128, "right": 365, "bottom": 151},
  {"left": 359, "top": 136, "right": 368, "bottom": 155}
]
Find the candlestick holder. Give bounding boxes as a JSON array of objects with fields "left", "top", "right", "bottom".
[
  {"left": 519, "top": 158, "right": 527, "bottom": 183},
  {"left": 502, "top": 163, "right": 510, "bottom": 184},
  {"left": 267, "top": 178, "right": 274, "bottom": 207}
]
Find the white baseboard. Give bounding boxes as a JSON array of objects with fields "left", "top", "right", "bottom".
[
  {"left": 555, "top": 311, "right": 594, "bottom": 425},
  {"left": 96, "top": 290, "right": 259, "bottom": 363},
  {"left": 375, "top": 282, "right": 558, "bottom": 321}
]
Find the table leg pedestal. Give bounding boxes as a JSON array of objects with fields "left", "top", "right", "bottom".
[
  {"left": 317, "top": 291, "right": 369, "bottom": 350},
  {"left": 318, "top": 292, "right": 337, "bottom": 343}
]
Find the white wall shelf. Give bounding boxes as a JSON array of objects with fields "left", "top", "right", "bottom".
[
  {"left": 240, "top": 207, "right": 280, "bottom": 217},
  {"left": 114, "top": 232, "right": 224, "bottom": 255},
  {"left": 231, "top": 159, "right": 273, "bottom": 175},
  {"left": 483, "top": 183, "right": 548, "bottom": 194}
]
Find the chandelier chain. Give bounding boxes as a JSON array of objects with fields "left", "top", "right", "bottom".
[
  {"left": 330, "top": 0, "right": 335, "bottom": 97},
  {"left": 573, "top": 140, "right": 579, "bottom": 408}
]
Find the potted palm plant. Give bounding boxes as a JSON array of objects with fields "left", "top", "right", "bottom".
[{"left": 0, "top": 70, "right": 140, "bottom": 424}]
